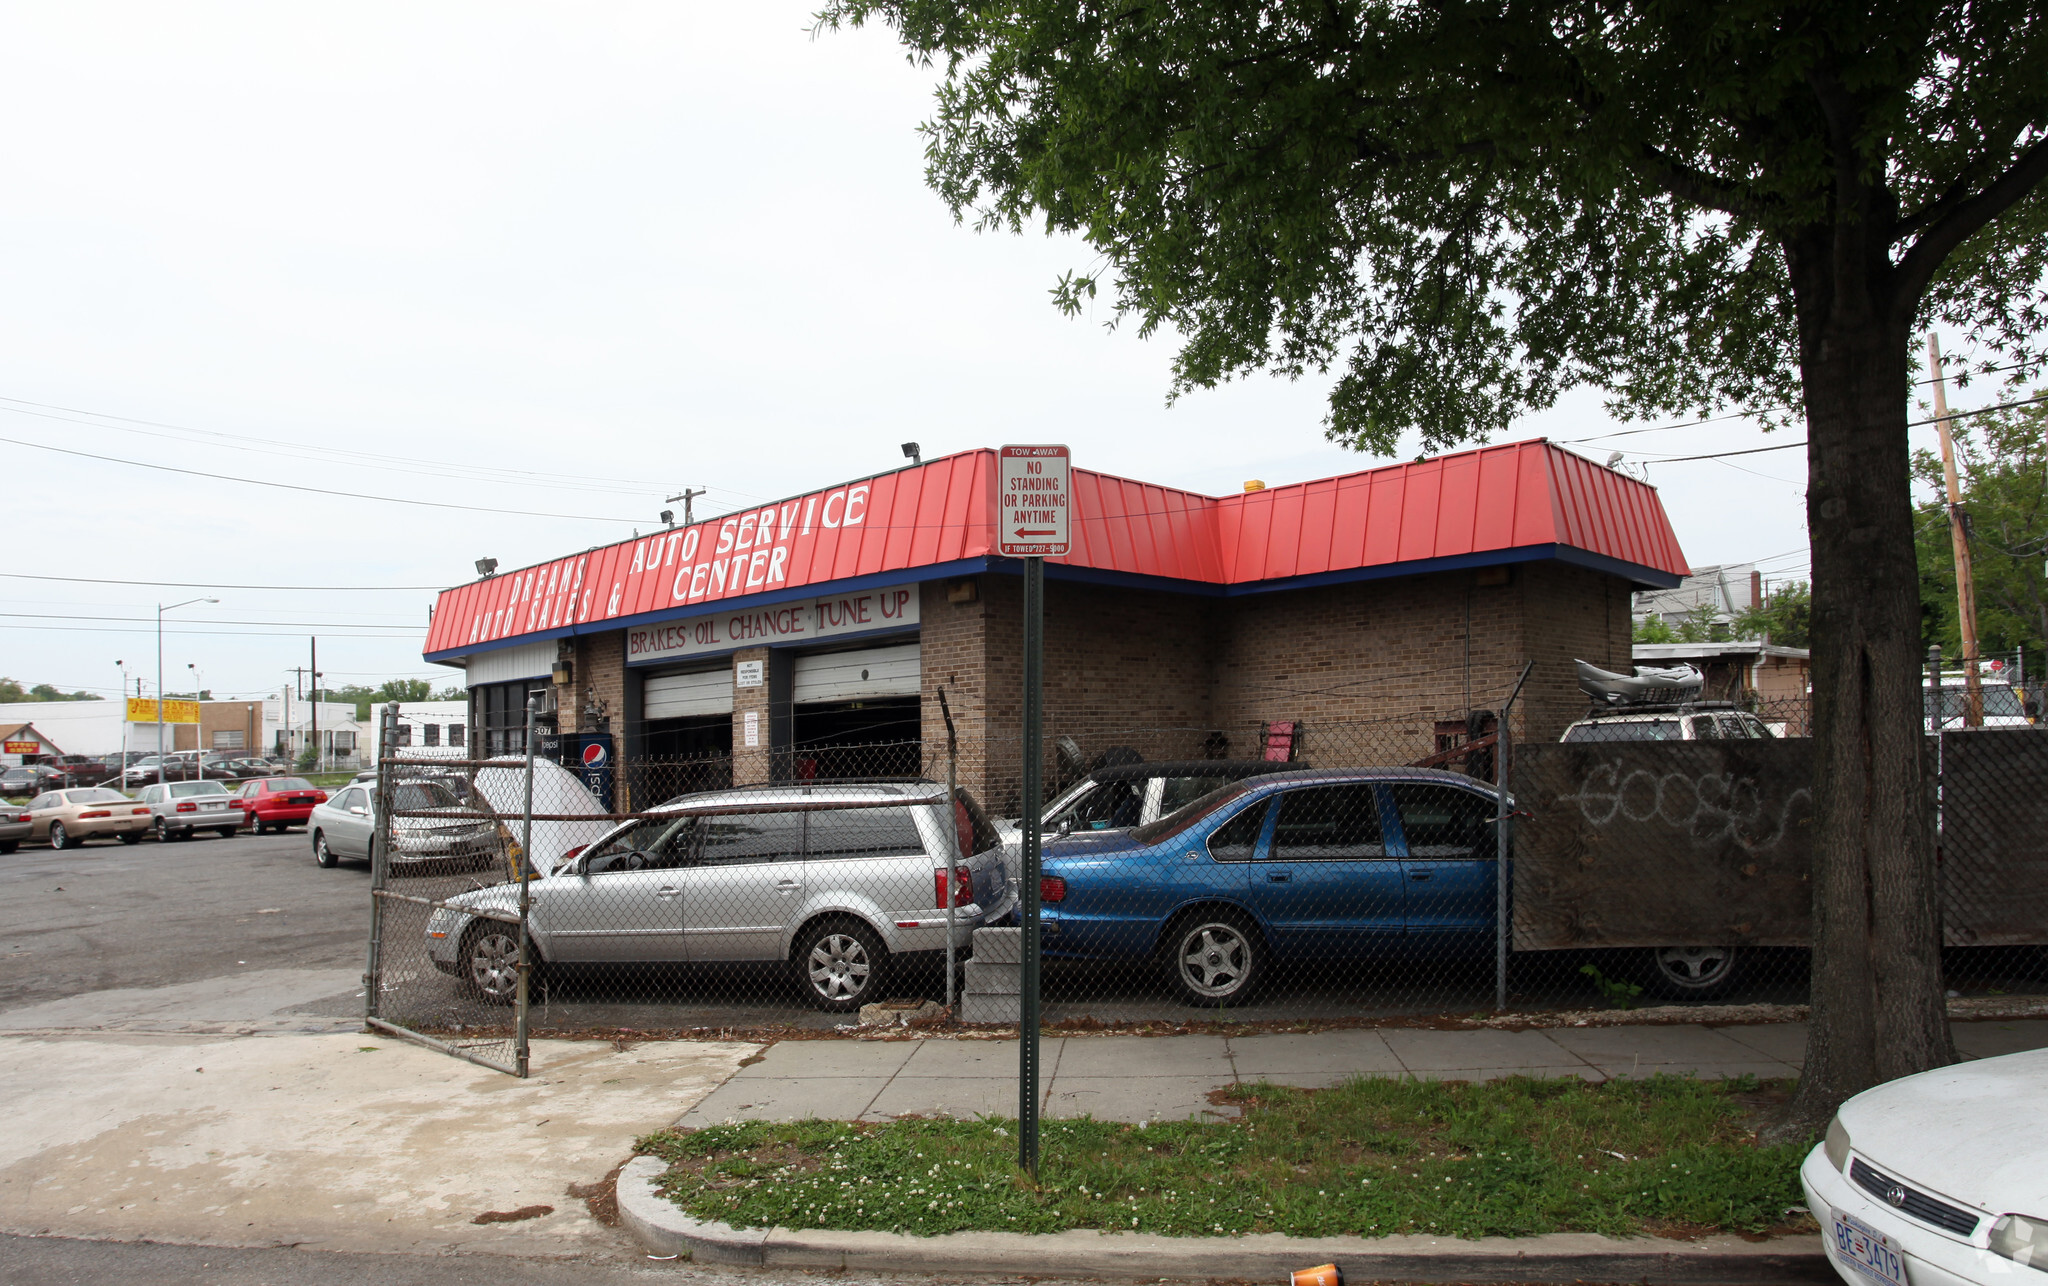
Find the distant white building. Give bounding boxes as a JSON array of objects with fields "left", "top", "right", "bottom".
[
  {"left": 374, "top": 700, "right": 470, "bottom": 760},
  {"left": 1633, "top": 562, "right": 1762, "bottom": 635}
]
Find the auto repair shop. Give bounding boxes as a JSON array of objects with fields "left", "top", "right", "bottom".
[{"left": 420, "top": 440, "right": 1689, "bottom": 812}]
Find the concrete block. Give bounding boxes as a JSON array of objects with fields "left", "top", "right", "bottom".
[
  {"left": 970, "top": 927, "right": 1024, "bottom": 963},
  {"left": 963, "top": 960, "right": 1021, "bottom": 995},
  {"left": 959, "top": 993, "right": 1019, "bottom": 1024}
]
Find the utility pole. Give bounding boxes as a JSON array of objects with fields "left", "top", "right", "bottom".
[
  {"left": 1930, "top": 334, "right": 1985, "bottom": 726},
  {"left": 665, "top": 488, "right": 706, "bottom": 526},
  {"left": 309, "top": 637, "right": 320, "bottom": 771}
]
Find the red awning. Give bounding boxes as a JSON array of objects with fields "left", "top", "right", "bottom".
[{"left": 423, "top": 439, "right": 1687, "bottom": 658}]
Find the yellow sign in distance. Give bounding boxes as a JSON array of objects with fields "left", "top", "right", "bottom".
[{"left": 127, "top": 697, "right": 201, "bottom": 724}]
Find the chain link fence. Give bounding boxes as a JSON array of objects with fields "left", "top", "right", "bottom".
[{"left": 354, "top": 696, "right": 2048, "bottom": 1076}]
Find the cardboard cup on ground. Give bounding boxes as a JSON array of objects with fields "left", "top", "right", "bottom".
[{"left": 1291, "top": 1265, "right": 1343, "bottom": 1286}]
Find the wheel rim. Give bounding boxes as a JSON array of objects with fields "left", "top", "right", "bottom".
[
  {"left": 1654, "top": 946, "right": 1735, "bottom": 988},
  {"left": 316, "top": 836, "right": 330, "bottom": 862},
  {"left": 469, "top": 929, "right": 520, "bottom": 998},
  {"left": 49, "top": 824, "right": 65, "bottom": 848},
  {"left": 807, "top": 932, "right": 872, "bottom": 1002},
  {"left": 1178, "top": 922, "right": 1252, "bottom": 998}
]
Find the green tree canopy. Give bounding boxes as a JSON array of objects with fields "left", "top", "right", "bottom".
[{"left": 0, "top": 678, "right": 104, "bottom": 702}]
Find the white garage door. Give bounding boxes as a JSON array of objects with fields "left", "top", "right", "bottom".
[
  {"left": 644, "top": 667, "right": 732, "bottom": 720},
  {"left": 793, "top": 643, "right": 921, "bottom": 703}
]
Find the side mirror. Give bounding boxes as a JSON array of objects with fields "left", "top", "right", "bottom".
[
  {"left": 348, "top": 805, "right": 368, "bottom": 816},
  {"left": 1057, "top": 816, "right": 1074, "bottom": 837}
]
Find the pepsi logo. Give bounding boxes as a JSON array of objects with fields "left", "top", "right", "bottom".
[{"left": 581, "top": 743, "right": 608, "bottom": 768}]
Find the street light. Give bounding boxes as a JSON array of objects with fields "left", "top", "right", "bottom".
[
  {"left": 116, "top": 660, "right": 128, "bottom": 776},
  {"left": 189, "top": 663, "right": 204, "bottom": 781},
  {"left": 157, "top": 597, "right": 217, "bottom": 786}
]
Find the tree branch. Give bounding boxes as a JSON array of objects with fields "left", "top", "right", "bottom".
[
  {"left": 1633, "top": 144, "right": 1764, "bottom": 222},
  {"left": 1893, "top": 134, "right": 2048, "bottom": 312}
]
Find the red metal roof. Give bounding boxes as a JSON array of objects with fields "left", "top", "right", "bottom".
[{"left": 423, "top": 440, "right": 1687, "bottom": 658}]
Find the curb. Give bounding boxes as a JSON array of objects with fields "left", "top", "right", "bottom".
[{"left": 615, "top": 1156, "right": 1832, "bottom": 1282}]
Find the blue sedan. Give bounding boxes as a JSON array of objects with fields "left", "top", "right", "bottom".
[{"left": 1034, "top": 768, "right": 1505, "bottom": 1006}]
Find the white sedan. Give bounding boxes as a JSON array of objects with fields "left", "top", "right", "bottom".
[{"left": 1802, "top": 1047, "right": 2046, "bottom": 1286}]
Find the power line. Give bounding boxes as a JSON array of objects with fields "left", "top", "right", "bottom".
[
  {"left": 0, "top": 623, "right": 424, "bottom": 638},
  {"left": 0, "top": 611, "right": 419, "bottom": 630},
  {"left": 0, "top": 433, "right": 644, "bottom": 523},
  {"left": 0, "top": 572, "right": 445, "bottom": 591},
  {"left": 1631, "top": 392, "right": 2048, "bottom": 464}
]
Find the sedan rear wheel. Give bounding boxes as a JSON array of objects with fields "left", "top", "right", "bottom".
[
  {"left": 463, "top": 923, "right": 522, "bottom": 1004},
  {"left": 313, "top": 831, "right": 337, "bottom": 868},
  {"left": 1168, "top": 912, "right": 1264, "bottom": 1007},
  {"left": 799, "top": 920, "right": 885, "bottom": 1012},
  {"left": 48, "top": 822, "right": 72, "bottom": 851},
  {"left": 119, "top": 832, "right": 141, "bottom": 845}
]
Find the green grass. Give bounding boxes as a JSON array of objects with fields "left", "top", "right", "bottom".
[{"left": 638, "top": 1074, "right": 1811, "bottom": 1241}]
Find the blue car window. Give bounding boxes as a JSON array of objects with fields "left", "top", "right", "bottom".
[
  {"left": 1389, "top": 784, "right": 1494, "bottom": 857},
  {"left": 1269, "top": 784, "right": 1385, "bottom": 858},
  {"left": 1206, "top": 799, "right": 1270, "bottom": 862}
]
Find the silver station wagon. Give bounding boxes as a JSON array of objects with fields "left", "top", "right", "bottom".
[{"left": 426, "top": 782, "right": 1013, "bottom": 1012}]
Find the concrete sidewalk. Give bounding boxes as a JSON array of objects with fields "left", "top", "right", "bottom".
[{"left": 676, "top": 1018, "right": 2048, "bottom": 1126}]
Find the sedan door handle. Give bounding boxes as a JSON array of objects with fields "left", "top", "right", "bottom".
[
  {"left": 655, "top": 887, "right": 682, "bottom": 898},
  {"left": 1409, "top": 871, "right": 1433, "bottom": 881},
  {"left": 775, "top": 879, "right": 802, "bottom": 892},
  {"left": 1266, "top": 870, "right": 1291, "bottom": 883}
]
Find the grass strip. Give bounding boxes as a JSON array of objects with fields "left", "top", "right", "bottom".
[{"left": 639, "top": 1073, "right": 1811, "bottom": 1241}]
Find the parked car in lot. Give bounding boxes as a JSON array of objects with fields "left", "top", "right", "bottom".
[
  {"left": 231, "top": 776, "right": 328, "bottom": 833},
  {"left": 42, "top": 755, "right": 115, "bottom": 787},
  {"left": 0, "top": 802, "right": 32, "bottom": 853},
  {"left": 425, "top": 781, "right": 1013, "bottom": 1012},
  {"left": 1802, "top": 1047, "right": 2047, "bottom": 1286},
  {"left": 308, "top": 779, "right": 496, "bottom": 870},
  {"left": 22, "top": 787, "right": 152, "bottom": 848},
  {"left": 122, "top": 756, "right": 188, "bottom": 786},
  {"left": 1001, "top": 759, "right": 1288, "bottom": 839},
  {"left": 2, "top": 764, "right": 52, "bottom": 798},
  {"left": 1560, "top": 708, "right": 1778, "bottom": 742},
  {"left": 137, "top": 779, "right": 242, "bottom": 840}
]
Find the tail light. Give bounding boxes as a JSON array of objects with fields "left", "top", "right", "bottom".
[
  {"left": 130, "top": 807, "right": 148, "bottom": 815},
  {"left": 78, "top": 810, "right": 111, "bottom": 819},
  {"left": 1040, "top": 875, "right": 1066, "bottom": 903},
  {"left": 176, "top": 802, "right": 197, "bottom": 813},
  {"left": 934, "top": 865, "right": 974, "bottom": 908}
]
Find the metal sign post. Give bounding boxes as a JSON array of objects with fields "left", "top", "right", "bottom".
[
  {"left": 1495, "top": 660, "right": 1533, "bottom": 1011},
  {"left": 998, "top": 445, "right": 1070, "bottom": 1178}
]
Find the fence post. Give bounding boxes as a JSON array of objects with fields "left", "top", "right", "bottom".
[
  {"left": 363, "top": 701, "right": 397, "bottom": 1025},
  {"left": 1496, "top": 661, "right": 1533, "bottom": 1012},
  {"left": 516, "top": 695, "right": 536, "bottom": 1079},
  {"left": 1019, "top": 556, "right": 1044, "bottom": 1177},
  {"left": 938, "top": 687, "right": 960, "bottom": 1014}
]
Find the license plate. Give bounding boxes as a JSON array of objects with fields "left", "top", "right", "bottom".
[{"left": 1834, "top": 1212, "right": 1907, "bottom": 1286}]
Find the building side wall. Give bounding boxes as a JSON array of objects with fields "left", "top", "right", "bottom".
[{"left": 1514, "top": 561, "right": 1636, "bottom": 740}]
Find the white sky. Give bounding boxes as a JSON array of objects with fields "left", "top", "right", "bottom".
[{"left": 1, "top": 2, "right": 1977, "bottom": 704}]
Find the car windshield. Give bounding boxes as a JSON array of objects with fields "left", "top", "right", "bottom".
[
  {"left": 169, "top": 781, "right": 230, "bottom": 797},
  {"left": 268, "top": 777, "right": 315, "bottom": 791},
  {"left": 1131, "top": 781, "right": 1254, "bottom": 846},
  {"left": 392, "top": 782, "right": 461, "bottom": 810},
  {"left": 1562, "top": 719, "right": 1683, "bottom": 742},
  {"left": 70, "top": 788, "right": 127, "bottom": 804}
]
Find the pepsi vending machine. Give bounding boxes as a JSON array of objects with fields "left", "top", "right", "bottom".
[{"left": 569, "top": 732, "right": 615, "bottom": 811}]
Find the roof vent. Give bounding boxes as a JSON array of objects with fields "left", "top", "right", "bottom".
[{"left": 1242, "top": 480, "right": 1266, "bottom": 493}]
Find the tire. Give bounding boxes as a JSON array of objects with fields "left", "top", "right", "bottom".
[
  {"left": 152, "top": 817, "right": 168, "bottom": 843},
  {"left": 313, "top": 831, "right": 337, "bottom": 869},
  {"left": 1165, "top": 909, "right": 1265, "bottom": 1007},
  {"left": 48, "top": 822, "right": 71, "bottom": 851},
  {"left": 1642, "top": 945, "right": 1741, "bottom": 1000},
  {"left": 217, "top": 827, "right": 236, "bottom": 839},
  {"left": 462, "top": 922, "right": 523, "bottom": 1004},
  {"left": 797, "top": 918, "right": 887, "bottom": 1013},
  {"left": 119, "top": 832, "right": 140, "bottom": 845},
  {"left": 0, "top": 840, "right": 17, "bottom": 855}
]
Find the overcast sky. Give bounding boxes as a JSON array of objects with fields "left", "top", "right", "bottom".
[{"left": 1, "top": 2, "right": 1980, "bottom": 706}]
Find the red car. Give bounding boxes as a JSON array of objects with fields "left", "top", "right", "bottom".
[{"left": 232, "top": 776, "right": 329, "bottom": 834}]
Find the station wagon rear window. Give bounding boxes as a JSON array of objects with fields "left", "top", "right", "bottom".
[{"left": 1562, "top": 719, "right": 1682, "bottom": 742}]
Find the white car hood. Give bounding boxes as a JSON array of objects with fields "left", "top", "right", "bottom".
[
  {"left": 1839, "top": 1046, "right": 2048, "bottom": 1215},
  {"left": 470, "top": 758, "right": 612, "bottom": 876}
]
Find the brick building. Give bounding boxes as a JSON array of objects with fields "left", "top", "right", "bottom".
[{"left": 421, "top": 441, "right": 1687, "bottom": 812}]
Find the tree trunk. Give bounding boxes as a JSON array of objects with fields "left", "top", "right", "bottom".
[{"left": 1787, "top": 277, "right": 1957, "bottom": 1134}]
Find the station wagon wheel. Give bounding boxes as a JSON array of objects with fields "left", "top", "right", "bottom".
[
  {"left": 1168, "top": 911, "right": 1263, "bottom": 1007},
  {"left": 799, "top": 919, "right": 885, "bottom": 1013},
  {"left": 1643, "top": 945, "right": 1739, "bottom": 999},
  {"left": 463, "top": 922, "right": 522, "bottom": 1004}
]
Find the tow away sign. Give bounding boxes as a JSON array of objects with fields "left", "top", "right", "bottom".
[{"left": 997, "top": 444, "right": 1071, "bottom": 556}]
